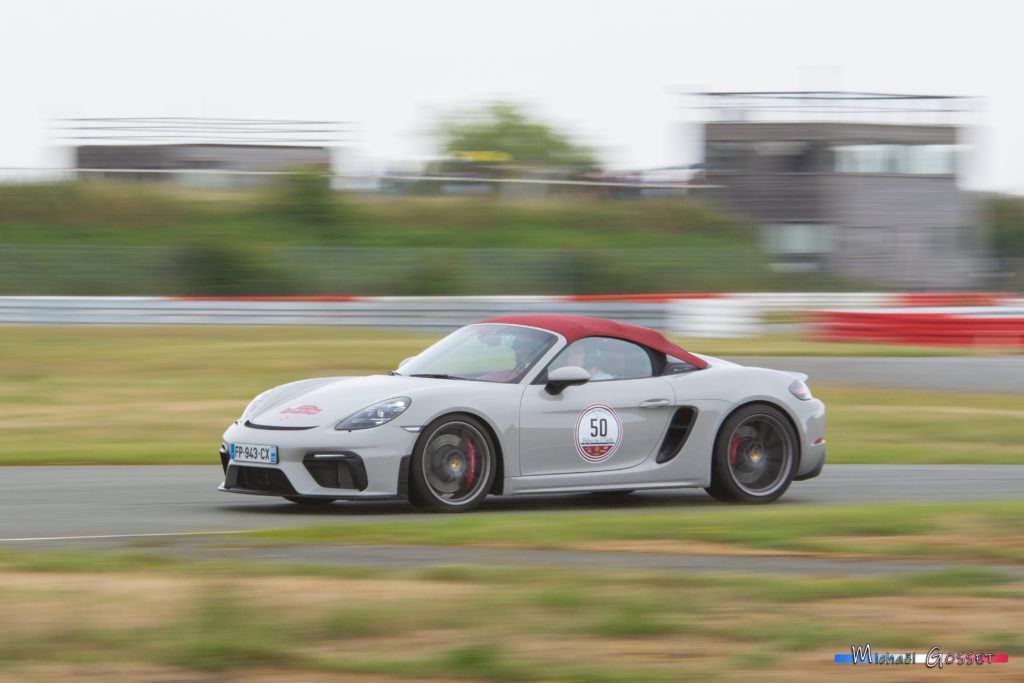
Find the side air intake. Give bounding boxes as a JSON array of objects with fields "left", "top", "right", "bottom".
[{"left": 656, "top": 407, "right": 697, "bottom": 464}]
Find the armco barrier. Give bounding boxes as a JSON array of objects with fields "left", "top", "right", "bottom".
[
  {"left": 3, "top": 295, "right": 1021, "bottom": 344},
  {"left": 811, "top": 308, "right": 1024, "bottom": 348},
  {"left": 667, "top": 298, "right": 760, "bottom": 338},
  {"left": 0, "top": 296, "right": 666, "bottom": 330}
]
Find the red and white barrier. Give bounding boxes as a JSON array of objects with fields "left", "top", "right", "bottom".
[{"left": 811, "top": 308, "right": 1024, "bottom": 349}]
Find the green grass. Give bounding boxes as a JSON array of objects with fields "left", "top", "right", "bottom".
[
  {"left": 250, "top": 500, "right": 1024, "bottom": 562},
  {"left": 816, "top": 386, "right": 1024, "bottom": 464},
  {"left": 0, "top": 325, "right": 1021, "bottom": 465},
  {"left": 0, "top": 546, "right": 1015, "bottom": 592},
  {"left": 0, "top": 326, "right": 434, "bottom": 465}
]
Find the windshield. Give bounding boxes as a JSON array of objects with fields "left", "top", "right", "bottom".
[{"left": 396, "top": 324, "right": 557, "bottom": 383}]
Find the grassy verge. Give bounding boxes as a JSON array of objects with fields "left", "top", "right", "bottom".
[
  {"left": 0, "top": 182, "right": 748, "bottom": 249},
  {"left": 1, "top": 182, "right": 866, "bottom": 295},
  {"left": 0, "top": 326, "right": 433, "bottom": 465},
  {"left": 815, "top": 386, "right": 1024, "bottom": 464},
  {"left": 248, "top": 500, "right": 1024, "bottom": 563},
  {"left": 0, "top": 326, "right": 1021, "bottom": 465},
  {"left": 0, "top": 551, "right": 1019, "bottom": 680}
]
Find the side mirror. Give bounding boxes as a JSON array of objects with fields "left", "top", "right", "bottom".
[
  {"left": 545, "top": 366, "right": 590, "bottom": 395},
  {"left": 398, "top": 357, "right": 416, "bottom": 368}
]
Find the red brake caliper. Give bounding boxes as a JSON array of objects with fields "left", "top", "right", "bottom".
[
  {"left": 729, "top": 436, "right": 739, "bottom": 465},
  {"left": 465, "top": 439, "right": 477, "bottom": 488}
]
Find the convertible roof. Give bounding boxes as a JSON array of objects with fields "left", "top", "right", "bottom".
[{"left": 477, "top": 315, "right": 709, "bottom": 369}]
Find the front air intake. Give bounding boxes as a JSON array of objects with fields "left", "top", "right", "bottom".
[
  {"left": 303, "top": 454, "right": 368, "bottom": 490},
  {"left": 228, "top": 465, "right": 297, "bottom": 494}
]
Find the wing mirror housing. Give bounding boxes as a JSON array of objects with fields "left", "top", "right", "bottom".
[
  {"left": 398, "top": 356, "right": 416, "bottom": 368},
  {"left": 545, "top": 366, "right": 591, "bottom": 395}
]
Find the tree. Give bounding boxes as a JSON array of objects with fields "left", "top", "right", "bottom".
[
  {"left": 437, "top": 102, "right": 598, "bottom": 169},
  {"left": 988, "top": 195, "right": 1024, "bottom": 289},
  {"left": 990, "top": 195, "right": 1024, "bottom": 259}
]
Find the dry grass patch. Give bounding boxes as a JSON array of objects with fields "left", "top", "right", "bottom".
[{"left": 0, "top": 562, "right": 1020, "bottom": 680}]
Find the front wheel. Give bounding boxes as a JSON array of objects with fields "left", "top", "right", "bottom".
[
  {"left": 706, "top": 404, "right": 797, "bottom": 504},
  {"left": 409, "top": 414, "right": 496, "bottom": 512}
]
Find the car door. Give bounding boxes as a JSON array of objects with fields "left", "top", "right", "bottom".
[{"left": 518, "top": 337, "right": 676, "bottom": 476}]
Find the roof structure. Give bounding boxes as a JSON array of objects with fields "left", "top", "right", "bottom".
[
  {"left": 478, "top": 315, "right": 708, "bottom": 369},
  {"left": 695, "top": 91, "right": 975, "bottom": 126},
  {"left": 58, "top": 117, "right": 348, "bottom": 146}
]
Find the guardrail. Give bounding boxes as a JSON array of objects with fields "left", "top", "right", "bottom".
[
  {"left": 0, "top": 294, "right": 769, "bottom": 336},
  {"left": 0, "top": 296, "right": 667, "bottom": 330},
  {"left": 3, "top": 295, "right": 1022, "bottom": 346}
]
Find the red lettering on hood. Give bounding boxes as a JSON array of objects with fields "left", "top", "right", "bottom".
[{"left": 281, "top": 404, "right": 322, "bottom": 416}]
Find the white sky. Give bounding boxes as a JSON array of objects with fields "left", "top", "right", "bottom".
[{"left": 3, "top": 0, "right": 1022, "bottom": 192}]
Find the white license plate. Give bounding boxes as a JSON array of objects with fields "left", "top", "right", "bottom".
[{"left": 230, "top": 443, "right": 278, "bottom": 464}]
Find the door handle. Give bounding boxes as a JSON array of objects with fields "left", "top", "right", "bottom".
[{"left": 639, "top": 398, "right": 671, "bottom": 408}]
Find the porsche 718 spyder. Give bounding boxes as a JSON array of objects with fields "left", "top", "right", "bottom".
[{"left": 218, "top": 315, "right": 826, "bottom": 510}]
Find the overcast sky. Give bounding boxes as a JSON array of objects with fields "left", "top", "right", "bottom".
[{"left": 3, "top": 0, "right": 1022, "bottom": 192}]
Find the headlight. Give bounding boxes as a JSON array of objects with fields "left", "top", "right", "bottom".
[
  {"left": 788, "top": 379, "right": 813, "bottom": 401},
  {"left": 335, "top": 397, "right": 411, "bottom": 430},
  {"left": 240, "top": 389, "right": 279, "bottom": 421}
]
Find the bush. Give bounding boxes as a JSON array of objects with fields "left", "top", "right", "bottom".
[
  {"left": 261, "top": 168, "right": 348, "bottom": 239},
  {"left": 173, "top": 240, "right": 303, "bottom": 296}
]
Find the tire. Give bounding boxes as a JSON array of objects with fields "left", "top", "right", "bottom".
[
  {"left": 706, "top": 404, "right": 798, "bottom": 504},
  {"left": 283, "top": 496, "right": 335, "bottom": 506},
  {"left": 409, "top": 414, "right": 496, "bottom": 512}
]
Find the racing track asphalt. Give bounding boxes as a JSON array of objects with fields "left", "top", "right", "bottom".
[
  {"left": 724, "top": 355, "right": 1024, "bottom": 394},
  {"left": 1, "top": 465, "right": 1022, "bottom": 541},
  {"left": 1, "top": 464, "right": 1023, "bottom": 576}
]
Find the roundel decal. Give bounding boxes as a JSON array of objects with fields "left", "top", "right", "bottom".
[{"left": 575, "top": 404, "right": 623, "bottom": 463}]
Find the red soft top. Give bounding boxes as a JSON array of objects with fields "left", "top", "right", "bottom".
[{"left": 476, "top": 315, "right": 708, "bottom": 369}]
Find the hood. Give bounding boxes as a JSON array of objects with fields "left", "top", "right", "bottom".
[
  {"left": 779, "top": 370, "right": 809, "bottom": 382},
  {"left": 249, "top": 374, "right": 431, "bottom": 428}
]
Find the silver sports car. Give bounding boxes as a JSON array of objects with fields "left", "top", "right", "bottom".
[{"left": 219, "top": 315, "right": 826, "bottom": 510}]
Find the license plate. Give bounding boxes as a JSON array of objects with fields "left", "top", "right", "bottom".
[{"left": 230, "top": 443, "right": 278, "bottom": 464}]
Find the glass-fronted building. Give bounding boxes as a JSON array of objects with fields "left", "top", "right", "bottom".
[{"left": 700, "top": 92, "right": 985, "bottom": 289}]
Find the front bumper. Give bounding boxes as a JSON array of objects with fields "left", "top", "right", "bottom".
[
  {"left": 794, "top": 445, "right": 825, "bottom": 481},
  {"left": 218, "top": 420, "right": 416, "bottom": 500},
  {"left": 794, "top": 397, "right": 826, "bottom": 480}
]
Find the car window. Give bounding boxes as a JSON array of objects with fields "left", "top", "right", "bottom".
[
  {"left": 396, "top": 324, "right": 556, "bottom": 383},
  {"left": 549, "top": 337, "right": 653, "bottom": 381}
]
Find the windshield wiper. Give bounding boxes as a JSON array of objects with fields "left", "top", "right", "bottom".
[{"left": 408, "top": 373, "right": 462, "bottom": 380}]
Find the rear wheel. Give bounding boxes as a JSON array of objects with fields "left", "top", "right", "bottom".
[
  {"left": 706, "top": 404, "right": 797, "bottom": 504},
  {"left": 410, "top": 415, "right": 496, "bottom": 512}
]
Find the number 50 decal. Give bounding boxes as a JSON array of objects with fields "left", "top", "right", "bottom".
[{"left": 575, "top": 404, "right": 622, "bottom": 463}]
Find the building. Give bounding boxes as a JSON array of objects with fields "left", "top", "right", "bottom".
[
  {"left": 699, "top": 92, "right": 985, "bottom": 289},
  {"left": 68, "top": 117, "right": 342, "bottom": 188}
]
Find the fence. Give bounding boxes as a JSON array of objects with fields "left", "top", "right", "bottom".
[{"left": 0, "top": 244, "right": 784, "bottom": 297}]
